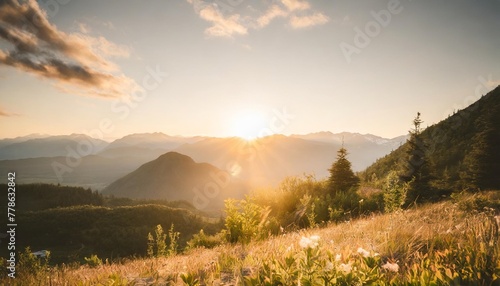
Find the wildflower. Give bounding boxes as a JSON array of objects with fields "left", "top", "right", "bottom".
[
  {"left": 382, "top": 262, "right": 399, "bottom": 273},
  {"left": 359, "top": 199, "right": 364, "bottom": 203},
  {"left": 299, "top": 237, "right": 311, "bottom": 248},
  {"left": 325, "top": 261, "right": 334, "bottom": 271},
  {"left": 338, "top": 263, "right": 352, "bottom": 274},
  {"left": 310, "top": 235, "right": 320, "bottom": 246},
  {"left": 335, "top": 254, "right": 341, "bottom": 262},
  {"left": 299, "top": 235, "right": 320, "bottom": 249},
  {"left": 357, "top": 247, "right": 370, "bottom": 257}
]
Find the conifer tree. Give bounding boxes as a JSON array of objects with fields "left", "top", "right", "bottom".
[
  {"left": 401, "top": 112, "right": 433, "bottom": 205},
  {"left": 327, "top": 147, "right": 360, "bottom": 194}
]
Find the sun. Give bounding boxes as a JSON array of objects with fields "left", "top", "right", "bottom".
[{"left": 231, "top": 110, "right": 267, "bottom": 141}]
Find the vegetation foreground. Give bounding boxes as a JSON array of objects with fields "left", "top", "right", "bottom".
[{"left": 4, "top": 191, "right": 499, "bottom": 285}]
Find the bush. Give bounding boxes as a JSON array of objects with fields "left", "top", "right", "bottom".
[
  {"left": 224, "top": 198, "right": 271, "bottom": 244},
  {"left": 452, "top": 191, "right": 500, "bottom": 213},
  {"left": 187, "top": 229, "right": 224, "bottom": 249},
  {"left": 84, "top": 254, "right": 103, "bottom": 268},
  {"left": 383, "top": 171, "right": 408, "bottom": 213},
  {"left": 17, "top": 247, "right": 51, "bottom": 281}
]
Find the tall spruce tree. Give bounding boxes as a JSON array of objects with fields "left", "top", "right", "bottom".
[
  {"left": 327, "top": 147, "right": 360, "bottom": 194},
  {"left": 401, "top": 112, "right": 433, "bottom": 204}
]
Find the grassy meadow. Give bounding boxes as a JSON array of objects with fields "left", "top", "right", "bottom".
[{"left": 4, "top": 191, "right": 499, "bottom": 285}]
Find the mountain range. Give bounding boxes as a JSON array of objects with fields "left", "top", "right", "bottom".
[
  {"left": 0, "top": 132, "right": 406, "bottom": 189},
  {"left": 3, "top": 85, "right": 498, "bottom": 209}
]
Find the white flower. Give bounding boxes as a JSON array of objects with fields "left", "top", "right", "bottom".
[
  {"left": 382, "top": 262, "right": 399, "bottom": 273},
  {"left": 359, "top": 199, "right": 364, "bottom": 203},
  {"left": 325, "top": 261, "right": 334, "bottom": 271},
  {"left": 335, "top": 254, "right": 342, "bottom": 262},
  {"left": 309, "top": 235, "right": 320, "bottom": 247},
  {"left": 299, "top": 236, "right": 311, "bottom": 248},
  {"left": 299, "top": 235, "right": 320, "bottom": 249},
  {"left": 338, "top": 263, "right": 352, "bottom": 274},
  {"left": 357, "top": 247, "right": 370, "bottom": 257}
]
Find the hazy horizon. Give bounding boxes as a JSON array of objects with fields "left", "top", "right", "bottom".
[
  {"left": 1, "top": 0, "right": 500, "bottom": 140},
  {"left": 0, "top": 129, "right": 411, "bottom": 142}
]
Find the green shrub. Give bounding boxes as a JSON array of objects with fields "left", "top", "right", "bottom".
[
  {"left": 452, "top": 191, "right": 500, "bottom": 213},
  {"left": 187, "top": 229, "right": 224, "bottom": 249},
  {"left": 224, "top": 198, "right": 271, "bottom": 244},
  {"left": 18, "top": 247, "right": 51, "bottom": 279},
  {"left": 84, "top": 254, "right": 103, "bottom": 268},
  {"left": 147, "top": 223, "right": 180, "bottom": 257},
  {"left": 383, "top": 171, "right": 408, "bottom": 213},
  {"left": 167, "top": 223, "right": 180, "bottom": 256}
]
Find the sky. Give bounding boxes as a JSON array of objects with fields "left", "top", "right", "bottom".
[{"left": 0, "top": 0, "right": 499, "bottom": 140}]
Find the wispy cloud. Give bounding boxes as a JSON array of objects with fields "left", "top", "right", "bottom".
[
  {"left": 187, "top": 0, "right": 329, "bottom": 38},
  {"left": 0, "top": 0, "right": 139, "bottom": 98},
  {"left": 78, "top": 22, "right": 91, "bottom": 34},
  {"left": 281, "top": 0, "right": 310, "bottom": 12},
  {"left": 198, "top": 4, "right": 247, "bottom": 37},
  {"left": 289, "top": 12, "right": 329, "bottom": 28},
  {"left": 256, "top": 5, "right": 288, "bottom": 28}
]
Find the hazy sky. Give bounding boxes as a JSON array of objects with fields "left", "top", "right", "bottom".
[{"left": 1, "top": 0, "right": 499, "bottom": 140}]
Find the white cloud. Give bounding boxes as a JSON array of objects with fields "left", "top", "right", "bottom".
[
  {"left": 289, "top": 12, "right": 329, "bottom": 28},
  {"left": 281, "top": 0, "right": 310, "bottom": 11},
  {"left": 257, "top": 5, "right": 288, "bottom": 28},
  {"left": 186, "top": 0, "right": 329, "bottom": 37},
  {"left": 198, "top": 4, "right": 247, "bottom": 37}
]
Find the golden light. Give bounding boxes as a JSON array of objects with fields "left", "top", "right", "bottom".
[{"left": 231, "top": 110, "right": 267, "bottom": 141}]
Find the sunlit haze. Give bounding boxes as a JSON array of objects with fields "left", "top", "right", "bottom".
[{"left": 1, "top": 0, "right": 499, "bottom": 140}]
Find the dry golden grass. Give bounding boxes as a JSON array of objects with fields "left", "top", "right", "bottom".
[{"left": 5, "top": 194, "right": 499, "bottom": 285}]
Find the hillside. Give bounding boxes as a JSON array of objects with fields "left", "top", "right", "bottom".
[
  {"left": 8, "top": 191, "right": 499, "bottom": 285},
  {"left": 102, "top": 152, "right": 248, "bottom": 211},
  {"left": 0, "top": 183, "right": 219, "bottom": 265},
  {"left": 10, "top": 204, "right": 221, "bottom": 264},
  {"left": 361, "top": 85, "right": 500, "bottom": 191}
]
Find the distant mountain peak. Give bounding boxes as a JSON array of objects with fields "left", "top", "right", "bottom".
[
  {"left": 102, "top": 151, "right": 247, "bottom": 210},
  {"left": 156, "top": 151, "right": 196, "bottom": 163}
]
